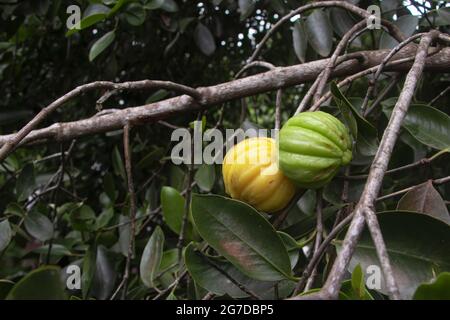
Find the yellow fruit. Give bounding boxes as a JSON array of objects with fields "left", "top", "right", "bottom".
[{"left": 222, "top": 137, "right": 296, "bottom": 213}]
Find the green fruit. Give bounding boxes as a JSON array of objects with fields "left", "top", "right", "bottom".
[{"left": 278, "top": 111, "right": 352, "bottom": 189}]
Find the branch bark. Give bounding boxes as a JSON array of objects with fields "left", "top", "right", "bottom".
[
  {"left": 1, "top": 46, "right": 449, "bottom": 148},
  {"left": 319, "top": 31, "right": 439, "bottom": 300}
]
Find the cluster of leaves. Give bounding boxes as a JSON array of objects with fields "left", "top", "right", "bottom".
[{"left": 0, "top": 0, "right": 449, "bottom": 300}]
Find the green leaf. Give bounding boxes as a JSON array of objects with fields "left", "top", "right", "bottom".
[
  {"left": 24, "top": 211, "right": 53, "bottom": 242},
  {"left": 277, "top": 231, "right": 300, "bottom": 269},
  {"left": 6, "top": 266, "right": 66, "bottom": 300},
  {"left": 380, "top": 15, "right": 419, "bottom": 49},
  {"left": 397, "top": 180, "right": 450, "bottom": 225},
  {"left": 305, "top": 9, "right": 333, "bottom": 57},
  {"left": 140, "top": 226, "right": 164, "bottom": 288},
  {"left": 0, "top": 220, "right": 12, "bottom": 252},
  {"left": 336, "top": 211, "right": 450, "bottom": 299},
  {"left": 82, "top": 244, "right": 97, "bottom": 299},
  {"left": 194, "top": 23, "right": 216, "bottom": 56},
  {"left": 331, "top": 82, "right": 379, "bottom": 156},
  {"left": 413, "top": 272, "right": 450, "bottom": 300},
  {"left": 89, "top": 30, "right": 115, "bottom": 62},
  {"left": 16, "top": 164, "right": 36, "bottom": 201},
  {"left": 383, "top": 104, "right": 450, "bottom": 150},
  {"left": 292, "top": 20, "right": 307, "bottom": 63},
  {"left": 184, "top": 243, "right": 295, "bottom": 299},
  {"left": 194, "top": 164, "right": 215, "bottom": 192},
  {"left": 191, "top": 194, "right": 293, "bottom": 281},
  {"left": 351, "top": 264, "right": 365, "bottom": 298},
  {"left": 124, "top": 3, "right": 146, "bottom": 26}
]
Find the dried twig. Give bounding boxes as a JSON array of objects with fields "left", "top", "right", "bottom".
[{"left": 319, "top": 31, "right": 439, "bottom": 300}]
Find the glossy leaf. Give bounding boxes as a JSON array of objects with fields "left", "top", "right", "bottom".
[
  {"left": 305, "top": 9, "right": 333, "bottom": 57},
  {"left": 194, "top": 164, "right": 215, "bottom": 192},
  {"left": 140, "top": 226, "right": 164, "bottom": 288},
  {"left": 91, "top": 245, "right": 117, "bottom": 300},
  {"left": 383, "top": 104, "right": 450, "bottom": 150},
  {"left": 330, "top": 8, "right": 361, "bottom": 46},
  {"left": 336, "top": 211, "right": 450, "bottom": 299},
  {"left": 194, "top": 23, "right": 216, "bottom": 56},
  {"left": 24, "top": 211, "right": 53, "bottom": 242},
  {"left": 413, "top": 272, "right": 450, "bottom": 300},
  {"left": 292, "top": 20, "right": 307, "bottom": 63},
  {"left": 238, "top": 0, "right": 255, "bottom": 21},
  {"left": 184, "top": 243, "right": 295, "bottom": 299},
  {"left": 16, "top": 164, "right": 35, "bottom": 201},
  {"left": 397, "top": 181, "right": 450, "bottom": 224},
  {"left": 191, "top": 194, "right": 293, "bottom": 281},
  {"left": 380, "top": 15, "right": 419, "bottom": 49},
  {"left": 124, "top": 3, "right": 146, "bottom": 26},
  {"left": 143, "top": 0, "right": 165, "bottom": 10},
  {"left": 82, "top": 244, "right": 97, "bottom": 298},
  {"left": 0, "top": 219, "right": 12, "bottom": 252},
  {"left": 161, "top": 0, "right": 179, "bottom": 13},
  {"left": 89, "top": 30, "right": 115, "bottom": 62},
  {"left": 0, "top": 280, "right": 14, "bottom": 299},
  {"left": 66, "top": 4, "right": 110, "bottom": 36},
  {"left": 6, "top": 266, "right": 66, "bottom": 300}
]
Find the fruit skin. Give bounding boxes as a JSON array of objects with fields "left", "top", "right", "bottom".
[
  {"left": 278, "top": 111, "right": 352, "bottom": 189},
  {"left": 222, "top": 137, "right": 296, "bottom": 213}
]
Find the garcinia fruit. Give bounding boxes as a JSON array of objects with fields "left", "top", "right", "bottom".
[
  {"left": 278, "top": 111, "right": 352, "bottom": 189},
  {"left": 222, "top": 137, "right": 296, "bottom": 213}
]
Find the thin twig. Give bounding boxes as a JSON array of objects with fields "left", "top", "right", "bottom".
[
  {"left": 248, "top": 1, "right": 405, "bottom": 62},
  {"left": 112, "top": 123, "right": 138, "bottom": 300},
  {"left": 363, "top": 207, "right": 400, "bottom": 299},
  {"left": 0, "top": 80, "right": 202, "bottom": 162},
  {"left": 360, "top": 33, "right": 425, "bottom": 114},
  {"left": 319, "top": 31, "right": 439, "bottom": 300}
]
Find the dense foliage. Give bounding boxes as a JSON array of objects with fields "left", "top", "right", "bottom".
[{"left": 0, "top": 0, "right": 449, "bottom": 300}]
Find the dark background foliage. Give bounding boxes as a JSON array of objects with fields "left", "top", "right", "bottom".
[{"left": 0, "top": 0, "right": 449, "bottom": 300}]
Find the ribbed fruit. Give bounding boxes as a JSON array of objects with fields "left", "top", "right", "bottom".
[
  {"left": 278, "top": 111, "right": 352, "bottom": 189},
  {"left": 222, "top": 137, "right": 296, "bottom": 213}
]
